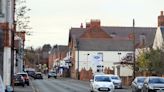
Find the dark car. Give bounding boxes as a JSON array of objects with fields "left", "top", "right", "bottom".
[
  {"left": 131, "top": 76, "right": 146, "bottom": 92},
  {"left": 26, "top": 70, "right": 36, "bottom": 78},
  {"left": 34, "top": 72, "right": 43, "bottom": 79},
  {"left": 142, "top": 76, "right": 164, "bottom": 92},
  {"left": 14, "top": 74, "right": 25, "bottom": 87},
  {"left": 17, "top": 72, "right": 30, "bottom": 86},
  {"left": 48, "top": 71, "right": 57, "bottom": 78}
]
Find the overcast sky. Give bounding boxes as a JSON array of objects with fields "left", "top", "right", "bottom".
[{"left": 25, "top": 0, "right": 164, "bottom": 48}]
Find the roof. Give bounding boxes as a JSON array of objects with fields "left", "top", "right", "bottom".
[
  {"left": 69, "top": 26, "right": 156, "bottom": 51},
  {"left": 78, "top": 38, "right": 133, "bottom": 51},
  {"left": 50, "top": 45, "right": 68, "bottom": 54}
]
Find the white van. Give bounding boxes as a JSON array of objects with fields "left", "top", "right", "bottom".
[{"left": 0, "top": 75, "right": 5, "bottom": 92}]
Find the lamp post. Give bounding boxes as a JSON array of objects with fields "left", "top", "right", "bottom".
[
  {"left": 118, "top": 52, "right": 121, "bottom": 62},
  {"left": 86, "top": 53, "right": 90, "bottom": 70}
]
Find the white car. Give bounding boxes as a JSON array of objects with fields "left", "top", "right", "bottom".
[
  {"left": 107, "top": 74, "right": 122, "bottom": 89},
  {"left": 90, "top": 74, "right": 115, "bottom": 92}
]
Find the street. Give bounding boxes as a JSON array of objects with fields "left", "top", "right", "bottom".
[{"left": 14, "top": 77, "right": 132, "bottom": 92}]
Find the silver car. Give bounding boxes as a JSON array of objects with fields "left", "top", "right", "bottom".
[
  {"left": 107, "top": 74, "right": 122, "bottom": 89},
  {"left": 142, "top": 76, "right": 164, "bottom": 92},
  {"left": 131, "top": 76, "right": 146, "bottom": 92}
]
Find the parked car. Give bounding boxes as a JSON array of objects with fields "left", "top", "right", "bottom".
[
  {"left": 17, "top": 72, "right": 30, "bottom": 86},
  {"left": 142, "top": 76, "right": 164, "bottom": 92},
  {"left": 26, "top": 70, "right": 36, "bottom": 78},
  {"left": 48, "top": 71, "right": 57, "bottom": 78},
  {"left": 14, "top": 74, "right": 25, "bottom": 87},
  {"left": 90, "top": 74, "right": 115, "bottom": 92},
  {"left": 131, "top": 76, "right": 146, "bottom": 92},
  {"left": 108, "top": 74, "right": 122, "bottom": 89},
  {"left": 34, "top": 72, "right": 43, "bottom": 79},
  {"left": 0, "top": 75, "right": 5, "bottom": 92}
]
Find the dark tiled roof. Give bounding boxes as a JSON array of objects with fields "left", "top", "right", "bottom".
[
  {"left": 50, "top": 45, "right": 68, "bottom": 54},
  {"left": 69, "top": 26, "right": 157, "bottom": 51},
  {"left": 78, "top": 39, "right": 133, "bottom": 51},
  {"left": 102, "top": 26, "right": 156, "bottom": 47}
]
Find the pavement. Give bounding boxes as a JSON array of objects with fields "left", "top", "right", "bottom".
[{"left": 13, "top": 78, "right": 35, "bottom": 92}]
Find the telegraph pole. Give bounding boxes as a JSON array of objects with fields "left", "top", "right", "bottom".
[
  {"left": 77, "top": 40, "right": 80, "bottom": 80},
  {"left": 133, "top": 19, "right": 136, "bottom": 79}
]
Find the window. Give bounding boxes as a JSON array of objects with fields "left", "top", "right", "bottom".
[
  {"left": 139, "top": 34, "right": 146, "bottom": 45},
  {"left": 0, "top": 0, "right": 2, "bottom": 14}
]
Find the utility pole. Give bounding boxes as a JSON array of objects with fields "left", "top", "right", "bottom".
[
  {"left": 133, "top": 19, "right": 136, "bottom": 79},
  {"left": 77, "top": 40, "right": 80, "bottom": 80}
]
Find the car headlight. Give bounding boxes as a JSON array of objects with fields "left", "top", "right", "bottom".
[{"left": 138, "top": 85, "right": 142, "bottom": 89}]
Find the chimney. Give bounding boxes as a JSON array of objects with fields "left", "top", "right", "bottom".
[
  {"left": 80, "top": 23, "right": 83, "bottom": 28},
  {"left": 86, "top": 22, "right": 90, "bottom": 30},
  {"left": 158, "top": 11, "right": 164, "bottom": 27}
]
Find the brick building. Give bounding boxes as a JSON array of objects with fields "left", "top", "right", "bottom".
[{"left": 68, "top": 19, "right": 156, "bottom": 80}]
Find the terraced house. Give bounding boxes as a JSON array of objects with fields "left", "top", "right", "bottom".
[
  {"left": 68, "top": 11, "right": 164, "bottom": 80},
  {"left": 0, "top": 0, "right": 15, "bottom": 87}
]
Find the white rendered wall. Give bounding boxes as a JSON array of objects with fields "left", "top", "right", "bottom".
[
  {"left": 75, "top": 51, "right": 133, "bottom": 76},
  {"left": 3, "top": 47, "right": 11, "bottom": 86}
]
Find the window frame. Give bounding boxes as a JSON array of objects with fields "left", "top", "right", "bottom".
[{"left": 0, "top": 0, "right": 4, "bottom": 17}]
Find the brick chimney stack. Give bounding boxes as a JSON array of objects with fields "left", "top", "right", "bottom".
[
  {"left": 80, "top": 23, "right": 83, "bottom": 28},
  {"left": 158, "top": 11, "right": 164, "bottom": 27}
]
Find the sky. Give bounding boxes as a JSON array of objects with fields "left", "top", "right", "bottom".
[{"left": 25, "top": 0, "right": 164, "bottom": 48}]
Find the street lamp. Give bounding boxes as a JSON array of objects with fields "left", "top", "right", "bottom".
[
  {"left": 86, "top": 53, "right": 90, "bottom": 70},
  {"left": 118, "top": 52, "right": 121, "bottom": 62}
]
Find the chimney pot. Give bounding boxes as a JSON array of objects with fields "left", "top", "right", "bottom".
[
  {"left": 80, "top": 23, "right": 83, "bottom": 28},
  {"left": 161, "top": 11, "right": 163, "bottom": 16},
  {"left": 158, "top": 11, "right": 164, "bottom": 27}
]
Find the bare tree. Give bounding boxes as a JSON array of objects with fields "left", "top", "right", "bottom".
[{"left": 15, "top": 0, "right": 31, "bottom": 35}]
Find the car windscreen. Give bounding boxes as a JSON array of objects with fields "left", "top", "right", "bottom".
[
  {"left": 19, "top": 74, "right": 27, "bottom": 77},
  {"left": 137, "top": 77, "right": 145, "bottom": 83},
  {"left": 149, "top": 77, "right": 164, "bottom": 84},
  {"left": 111, "top": 76, "right": 120, "bottom": 80},
  {"left": 95, "top": 76, "right": 111, "bottom": 82}
]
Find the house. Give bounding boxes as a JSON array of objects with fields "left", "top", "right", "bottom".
[
  {"left": 153, "top": 11, "right": 164, "bottom": 49},
  {"left": 14, "top": 31, "right": 26, "bottom": 73},
  {"left": 0, "top": 0, "right": 15, "bottom": 87},
  {"left": 68, "top": 19, "right": 156, "bottom": 79},
  {"left": 48, "top": 45, "right": 69, "bottom": 76}
]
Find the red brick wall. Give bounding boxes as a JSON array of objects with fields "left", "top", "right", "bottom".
[
  {"left": 158, "top": 11, "right": 164, "bottom": 26},
  {"left": 0, "top": 23, "right": 11, "bottom": 47}
]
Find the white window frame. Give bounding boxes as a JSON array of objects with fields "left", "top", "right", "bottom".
[{"left": 0, "top": 0, "right": 2, "bottom": 13}]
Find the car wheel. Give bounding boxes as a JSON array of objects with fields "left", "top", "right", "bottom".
[
  {"left": 27, "top": 82, "right": 29, "bottom": 86},
  {"left": 22, "top": 84, "right": 25, "bottom": 87}
]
